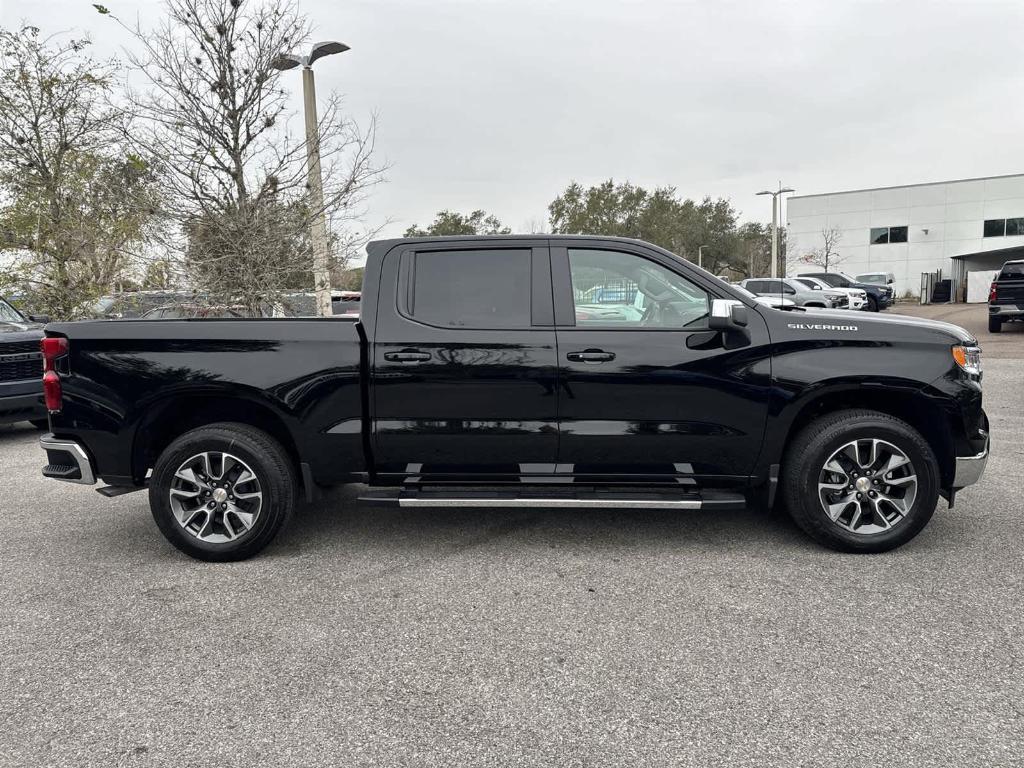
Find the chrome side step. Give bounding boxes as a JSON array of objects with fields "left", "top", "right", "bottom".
[
  {"left": 358, "top": 489, "right": 746, "bottom": 511},
  {"left": 399, "top": 496, "right": 702, "bottom": 509}
]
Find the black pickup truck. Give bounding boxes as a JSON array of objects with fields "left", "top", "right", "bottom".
[
  {"left": 38, "top": 236, "right": 989, "bottom": 560},
  {"left": 0, "top": 295, "right": 47, "bottom": 428},
  {"left": 988, "top": 259, "right": 1024, "bottom": 332}
]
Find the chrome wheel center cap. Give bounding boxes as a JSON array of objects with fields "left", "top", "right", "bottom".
[
  {"left": 213, "top": 488, "right": 228, "bottom": 503},
  {"left": 855, "top": 477, "right": 872, "bottom": 493}
]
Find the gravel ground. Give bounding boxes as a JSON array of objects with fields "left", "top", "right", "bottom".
[{"left": 0, "top": 309, "right": 1021, "bottom": 767}]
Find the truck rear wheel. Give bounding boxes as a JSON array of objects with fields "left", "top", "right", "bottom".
[
  {"left": 988, "top": 316, "right": 1002, "bottom": 333},
  {"left": 149, "top": 423, "right": 297, "bottom": 561},
  {"left": 781, "top": 410, "right": 939, "bottom": 553}
]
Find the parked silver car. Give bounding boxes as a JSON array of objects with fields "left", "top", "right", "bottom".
[{"left": 740, "top": 278, "right": 848, "bottom": 308}]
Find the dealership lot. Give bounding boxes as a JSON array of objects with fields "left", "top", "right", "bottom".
[{"left": 1, "top": 305, "right": 1021, "bottom": 767}]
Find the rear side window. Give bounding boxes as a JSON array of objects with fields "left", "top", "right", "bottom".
[{"left": 410, "top": 249, "right": 531, "bottom": 328}]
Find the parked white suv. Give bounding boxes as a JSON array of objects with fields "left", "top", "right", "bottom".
[{"left": 793, "top": 276, "right": 868, "bottom": 310}]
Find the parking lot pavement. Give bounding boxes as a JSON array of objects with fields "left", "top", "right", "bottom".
[
  {"left": 889, "top": 301, "right": 1024, "bottom": 359},
  {"left": 1, "top": 364, "right": 1021, "bottom": 767}
]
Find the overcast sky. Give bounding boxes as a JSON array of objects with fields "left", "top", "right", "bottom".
[{"left": 3, "top": 0, "right": 1023, "bottom": 240}]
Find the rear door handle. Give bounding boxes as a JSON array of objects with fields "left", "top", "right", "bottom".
[
  {"left": 567, "top": 349, "right": 615, "bottom": 364},
  {"left": 384, "top": 350, "right": 431, "bottom": 363}
]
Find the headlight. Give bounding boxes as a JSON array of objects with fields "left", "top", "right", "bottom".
[{"left": 952, "top": 345, "right": 982, "bottom": 377}]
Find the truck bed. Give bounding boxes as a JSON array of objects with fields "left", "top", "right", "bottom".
[{"left": 46, "top": 317, "right": 366, "bottom": 488}]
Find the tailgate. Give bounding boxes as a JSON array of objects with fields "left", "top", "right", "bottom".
[{"left": 994, "top": 279, "right": 1024, "bottom": 305}]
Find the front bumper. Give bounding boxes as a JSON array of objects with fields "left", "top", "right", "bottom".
[
  {"left": 40, "top": 434, "right": 96, "bottom": 485},
  {"left": 953, "top": 433, "right": 989, "bottom": 489}
]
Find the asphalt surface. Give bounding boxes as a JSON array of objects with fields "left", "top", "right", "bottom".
[{"left": 1, "top": 304, "right": 1021, "bottom": 767}]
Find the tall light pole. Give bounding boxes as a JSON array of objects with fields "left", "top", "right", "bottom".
[
  {"left": 273, "top": 41, "right": 350, "bottom": 317},
  {"left": 697, "top": 245, "right": 708, "bottom": 269},
  {"left": 756, "top": 184, "right": 794, "bottom": 278}
]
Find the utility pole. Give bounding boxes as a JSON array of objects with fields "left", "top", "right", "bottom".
[
  {"left": 756, "top": 183, "right": 794, "bottom": 278},
  {"left": 273, "top": 42, "right": 351, "bottom": 317},
  {"left": 698, "top": 245, "right": 708, "bottom": 269}
]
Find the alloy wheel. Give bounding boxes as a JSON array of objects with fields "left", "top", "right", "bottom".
[
  {"left": 168, "top": 451, "right": 263, "bottom": 543},
  {"left": 817, "top": 438, "right": 918, "bottom": 535}
]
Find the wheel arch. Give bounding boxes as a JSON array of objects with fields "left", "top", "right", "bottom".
[
  {"left": 773, "top": 382, "right": 957, "bottom": 488},
  {"left": 131, "top": 391, "right": 303, "bottom": 486}
]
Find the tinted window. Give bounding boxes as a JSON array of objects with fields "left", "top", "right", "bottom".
[
  {"left": 889, "top": 226, "right": 908, "bottom": 243},
  {"left": 568, "top": 249, "right": 708, "bottom": 329},
  {"left": 998, "top": 262, "right": 1024, "bottom": 280},
  {"left": 870, "top": 227, "right": 889, "bottom": 244},
  {"left": 411, "top": 249, "right": 531, "bottom": 328},
  {"left": 984, "top": 219, "right": 1006, "bottom": 237},
  {"left": 1006, "top": 218, "right": 1024, "bottom": 237}
]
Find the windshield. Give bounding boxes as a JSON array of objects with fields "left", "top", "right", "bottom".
[
  {"left": 856, "top": 274, "right": 887, "bottom": 285},
  {"left": 0, "top": 297, "right": 26, "bottom": 323}
]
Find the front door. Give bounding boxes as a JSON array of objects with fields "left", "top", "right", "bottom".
[
  {"left": 372, "top": 241, "right": 559, "bottom": 481},
  {"left": 551, "top": 243, "right": 772, "bottom": 484}
]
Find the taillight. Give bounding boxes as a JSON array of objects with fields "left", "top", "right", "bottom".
[
  {"left": 40, "top": 336, "right": 68, "bottom": 412},
  {"left": 989, "top": 282, "right": 998, "bottom": 303}
]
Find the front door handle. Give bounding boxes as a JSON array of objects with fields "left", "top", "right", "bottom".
[
  {"left": 384, "top": 349, "right": 432, "bottom": 363},
  {"left": 567, "top": 349, "right": 616, "bottom": 364}
]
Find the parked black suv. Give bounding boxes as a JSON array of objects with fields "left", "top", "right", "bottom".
[
  {"left": 0, "top": 295, "right": 46, "bottom": 428},
  {"left": 988, "top": 259, "right": 1024, "bottom": 333},
  {"left": 799, "top": 271, "right": 893, "bottom": 312}
]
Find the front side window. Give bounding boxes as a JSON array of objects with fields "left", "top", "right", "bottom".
[
  {"left": 410, "top": 249, "right": 531, "bottom": 329},
  {"left": 568, "top": 249, "right": 709, "bottom": 329}
]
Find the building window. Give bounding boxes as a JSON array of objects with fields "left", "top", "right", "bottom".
[
  {"left": 870, "top": 226, "right": 908, "bottom": 245},
  {"left": 984, "top": 219, "right": 1006, "bottom": 237},
  {"left": 984, "top": 218, "right": 1024, "bottom": 237}
]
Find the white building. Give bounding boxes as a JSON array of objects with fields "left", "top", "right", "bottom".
[{"left": 786, "top": 173, "right": 1024, "bottom": 298}]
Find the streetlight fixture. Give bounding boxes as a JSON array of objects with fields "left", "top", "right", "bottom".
[
  {"left": 756, "top": 184, "right": 794, "bottom": 278},
  {"left": 273, "top": 41, "right": 351, "bottom": 317}
]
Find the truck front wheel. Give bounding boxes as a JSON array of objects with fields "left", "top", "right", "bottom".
[
  {"left": 781, "top": 410, "right": 939, "bottom": 553},
  {"left": 149, "top": 423, "right": 297, "bottom": 561}
]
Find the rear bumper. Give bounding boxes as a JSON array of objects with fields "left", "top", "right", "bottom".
[
  {"left": 989, "top": 304, "right": 1024, "bottom": 318},
  {"left": 40, "top": 434, "right": 96, "bottom": 485}
]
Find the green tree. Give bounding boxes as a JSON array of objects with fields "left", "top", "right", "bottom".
[
  {"left": 548, "top": 179, "right": 742, "bottom": 275},
  {"left": 0, "top": 26, "right": 159, "bottom": 318},
  {"left": 404, "top": 209, "right": 511, "bottom": 237}
]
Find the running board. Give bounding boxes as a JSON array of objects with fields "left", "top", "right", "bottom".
[{"left": 359, "top": 488, "right": 746, "bottom": 511}]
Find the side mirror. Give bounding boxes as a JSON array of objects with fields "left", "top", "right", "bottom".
[
  {"left": 811, "top": 285, "right": 821, "bottom": 290},
  {"left": 709, "top": 299, "right": 748, "bottom": 331},
  {"left": 28, "top": 314, "right": 50, "bottom": 324}
]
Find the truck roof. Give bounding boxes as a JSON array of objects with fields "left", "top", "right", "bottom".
[{"left": 369, "top": 234, "right": 658, "bottom": 250}]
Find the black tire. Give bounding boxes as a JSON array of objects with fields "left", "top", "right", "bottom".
[
  {"left": 866, "top": 295, "right": 879, "bottom": 312},
  {"left": 29, "top": 419, "right": 50, "bottom": 430},
  {"left": 149, "top": 422, "right": 297, "bottom": 561},
  {"left": 988, "top": 316, "right": 1002, "bottom": 333},
  {"left": 781, "top": 409, "right": 939, "bottom": 553}
]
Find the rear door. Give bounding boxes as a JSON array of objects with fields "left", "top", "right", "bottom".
[
  {"left": 551, "top": 241, "right": 772, "bottom": 484},
  {"left": 371, "top": 240, "right": 559, "bottom": 481}
]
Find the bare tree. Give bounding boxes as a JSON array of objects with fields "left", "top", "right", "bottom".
[
  {"left": 794, "top": 226, "right": 844, "bottom": 273},
  {"left": 109, "top": 0, "right": 386, "bottom": 313},
  {"left": 0, "top": 25, "right": 160, "bottom": 318}
]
